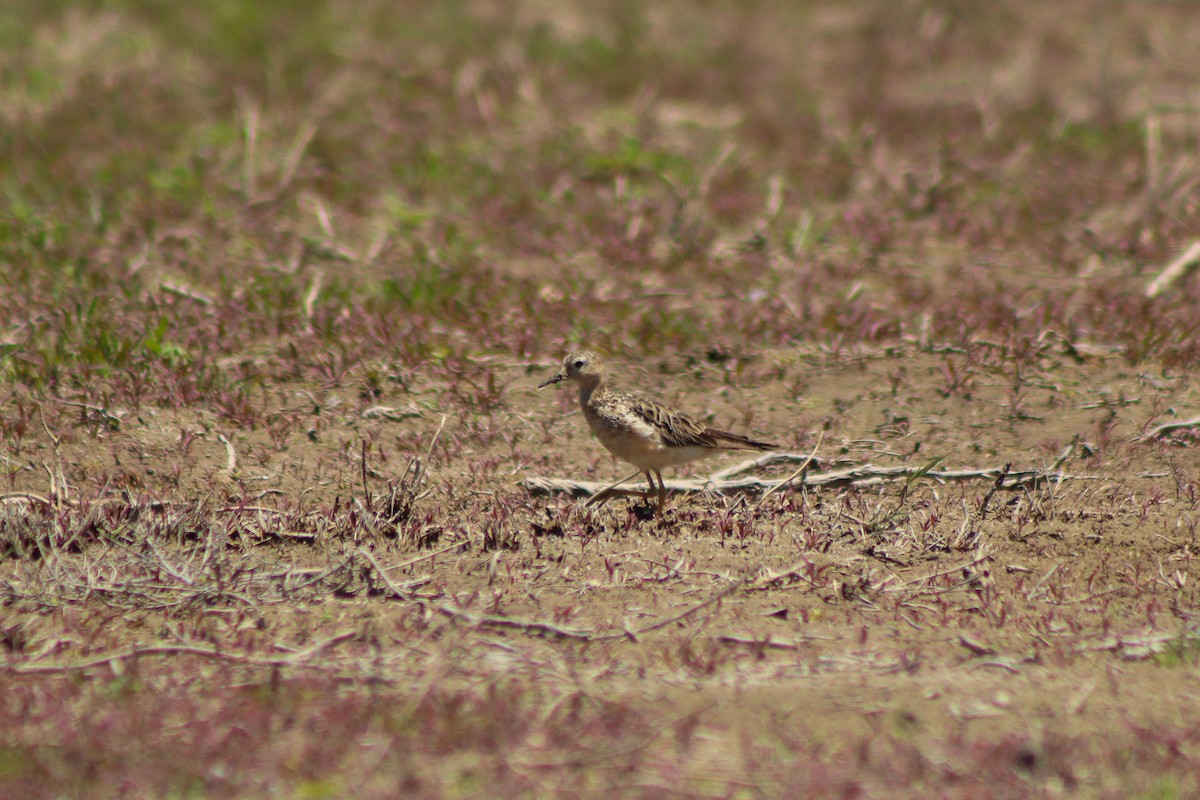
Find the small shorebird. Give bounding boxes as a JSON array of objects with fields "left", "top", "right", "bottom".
[{"left": 538, "top": 350, "right": 778, "bottom": 514}]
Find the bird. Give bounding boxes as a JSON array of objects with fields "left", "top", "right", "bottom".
[{"left": 538, "top": 350, "right": 778, "bottom": 514}]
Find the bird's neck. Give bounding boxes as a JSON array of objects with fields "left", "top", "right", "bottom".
[{"left": 576, "top": 375, "right": 602, "bottom": 408}]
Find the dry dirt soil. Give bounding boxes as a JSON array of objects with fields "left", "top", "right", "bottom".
[{"left": 4, "top": 1, "right": 1200, "bottom": 798}]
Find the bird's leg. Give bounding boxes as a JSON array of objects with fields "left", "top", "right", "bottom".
[
  {"left": 647, "top": 470, "right": 668, "bottom": 512},
  {"left": 653, "top": 470, "right": 667, "bottom": 514},
  {"left": 586, "top": 469, "right": 647, "bottom": 507}
]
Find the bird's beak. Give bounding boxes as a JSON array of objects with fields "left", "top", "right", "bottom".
[{"left": 538, "top": 372, "right": 566, "bottom": 389}]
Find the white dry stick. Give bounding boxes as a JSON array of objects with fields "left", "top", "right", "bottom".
[
  {"left": 1145, "top": 240, "right": 1200, "bottom": 298},
  {"left": 523, "top": 460, "right": 1066, "bottom": 500},
  {"left": 304, "top": 269, "right": 323, "bottom": 327},
  {"left": 217, "top": 433, "right": 238, "bottom": 474},
  {"left": 1145, "top": 415, "right": 1200, "bottom": 440}
]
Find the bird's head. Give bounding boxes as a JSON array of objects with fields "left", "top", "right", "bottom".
[{"left": 538, "top": 350, "right": 604, "bottom": 388}]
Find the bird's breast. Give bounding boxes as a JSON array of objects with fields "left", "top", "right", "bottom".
[{"left": 584, "top": 405, "right": 713, "bottom": 470}]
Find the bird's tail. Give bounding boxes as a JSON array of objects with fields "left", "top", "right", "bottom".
[{"left": 709, "top": 429, "right": 778, "bottom": 451}]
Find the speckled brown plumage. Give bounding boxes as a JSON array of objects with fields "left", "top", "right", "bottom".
[{"left": 538, "top": 350, "right": 777, "bottom": 513}]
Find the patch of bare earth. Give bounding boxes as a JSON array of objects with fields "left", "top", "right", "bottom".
[{"left": 3, "top": 1, "right": 1200, "bottom": 797}]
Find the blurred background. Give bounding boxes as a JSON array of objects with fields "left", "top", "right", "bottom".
[{"left": 3, "top": 0, "right": 1198, "bottom": 380}]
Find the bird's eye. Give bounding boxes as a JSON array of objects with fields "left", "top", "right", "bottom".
[{"left": 573, "top": 359, "right": 585, "bottom": 368}]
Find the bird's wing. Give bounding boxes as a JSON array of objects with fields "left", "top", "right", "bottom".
[{"left": 629, "top": 398, "right": 721, "bottom": 449}]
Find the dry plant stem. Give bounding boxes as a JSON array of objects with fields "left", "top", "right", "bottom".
[
  {"left": 1145, "top": 239, "right": 1200, "bottom": 297},
  {"left": 248, "top": 122, "right": 319, "bottom": 206},
  {"left": 717, "top": 635, "right": 799, "bottom": 651},
  {"left": 381, "top": 542, "right": 465, "bottom": 572},
  {"left": 400, "top": 413, "right": 448, "bottom": 503},
  {"left": 755, "top": 430, "right": 823, "bottom": 509},
  {"left": 360, "top": 440, "right": 372, "bottom": 512},
  {"left": 438, "top": 574, "right": 752, "bottom": 643},
  {"left": 0, "top": 492, "right": 53, "bottom": 506},
  {"left": 57, "top": 399, "right": 120, "bottom": 429},
  {"left": 1144, "top": 415, "right": 1200, "bottom": 439},
  {"left": 753, "top": 560, "right": 825, "bottom": 590},
  {"left": 304, "top": 269, "right": 323, "bottom": 327},
  {"left": 710, "top": 452, "right": 811, "bottom": 481},
  {"left": 524, "top": 458, "right": 1067, "bottom": 499},
  {"left": 356, "top": 547, "right": 417, "bottom": 599},
  {"left": 584, "top": 469, "right": 647, "bottom": 507},
  {"left": 435, "top": 606, "right": 598, "bottom": 642},
  {"left": 217, "top": 433, "right": 238, "bottom": 473},
  {"left": 626, "top": 575, "right": 748, "bottom": 637},
  {"left": 977, "top": 462, "right": 1011, "bottom": 519},
  {"left": 887, "top": 552, "right": 993, "bottom": 591},
  {"left": 5, "top": 633, "right": 358, "bottom": 676},
  {"left": 424, "top": 415, "right": 448, "bottom": 465},
  {"left": 380, "top": 413, "right": 448, "bottom": 524},
  {"left": 958, "top": 634, "right": 995, "bottom": 656}
]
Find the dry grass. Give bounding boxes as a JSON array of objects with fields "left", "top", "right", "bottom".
[{"left": 4, "top": 0, "right": 1200, "bottom": 797}]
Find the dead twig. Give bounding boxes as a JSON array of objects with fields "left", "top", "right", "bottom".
[
  {"left": 1076, "top": 628, "right": 1200, "bottom": 659},
  {"left": 5, "top": 632, "right": 358, "bottom": 676},
  {"left": 435, "top": 606, "right": 596, "bottom": 641},
  {"left": 1144, "top": 415, "right": 1200, "bottom": 440},
  {"left": 581, "top": 469, "right": 645, "bottom": 507},
  {"left": 716, "top": 634, "right": 798, "bottom": 651},
  {"left": 437, "top": 574, "right": 751, "bottom": 643},
  {"left": 1145, "top": 240, "right": 1200, "bottom": 298},
  {"left": 888, "top": 553, "right": 992, "bottom": 591},
  {"left": 627, "top": 575, "right": 748, "bottom": 637},
  {"left": 958, "top": 634, "right": 996, "bottom": 656},
  {"left": 303, "top": 269, "right": 323, "bottom": 326},
  {"left": 755, "top": 431, "right": 823, "bottom": 509},
  {"left": 356, "top": 547, "right": 418, "bottom": 600},
  {"left": 752, "top": 559, "right": 822, "bottom": 590},
  {"left": 710, "top": 452, "right": 833, "bottom": 481},
  {"left": 976, "top": 462, "right": 1010, "bottom": 519},
  {"left": 382, "top": 414, "right": 447, "bottom": 525},
  {"left": 1026, "top": 563, "right": 1061, "bottom": 601},
  {"left": 524, "top": 459, "right": 1069, "bottom": 499},
  {"left": 217, "top": 433, "right": 238, "bottom": 474},
  {"left": 0, "top": 492, "right": 54, "bottom": 506},
  {"left": 382, "top": 541, "right": 467, "bottom": 573},
  {"left": 361, "top": 440, "right": 373, "bottom": 512}
]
